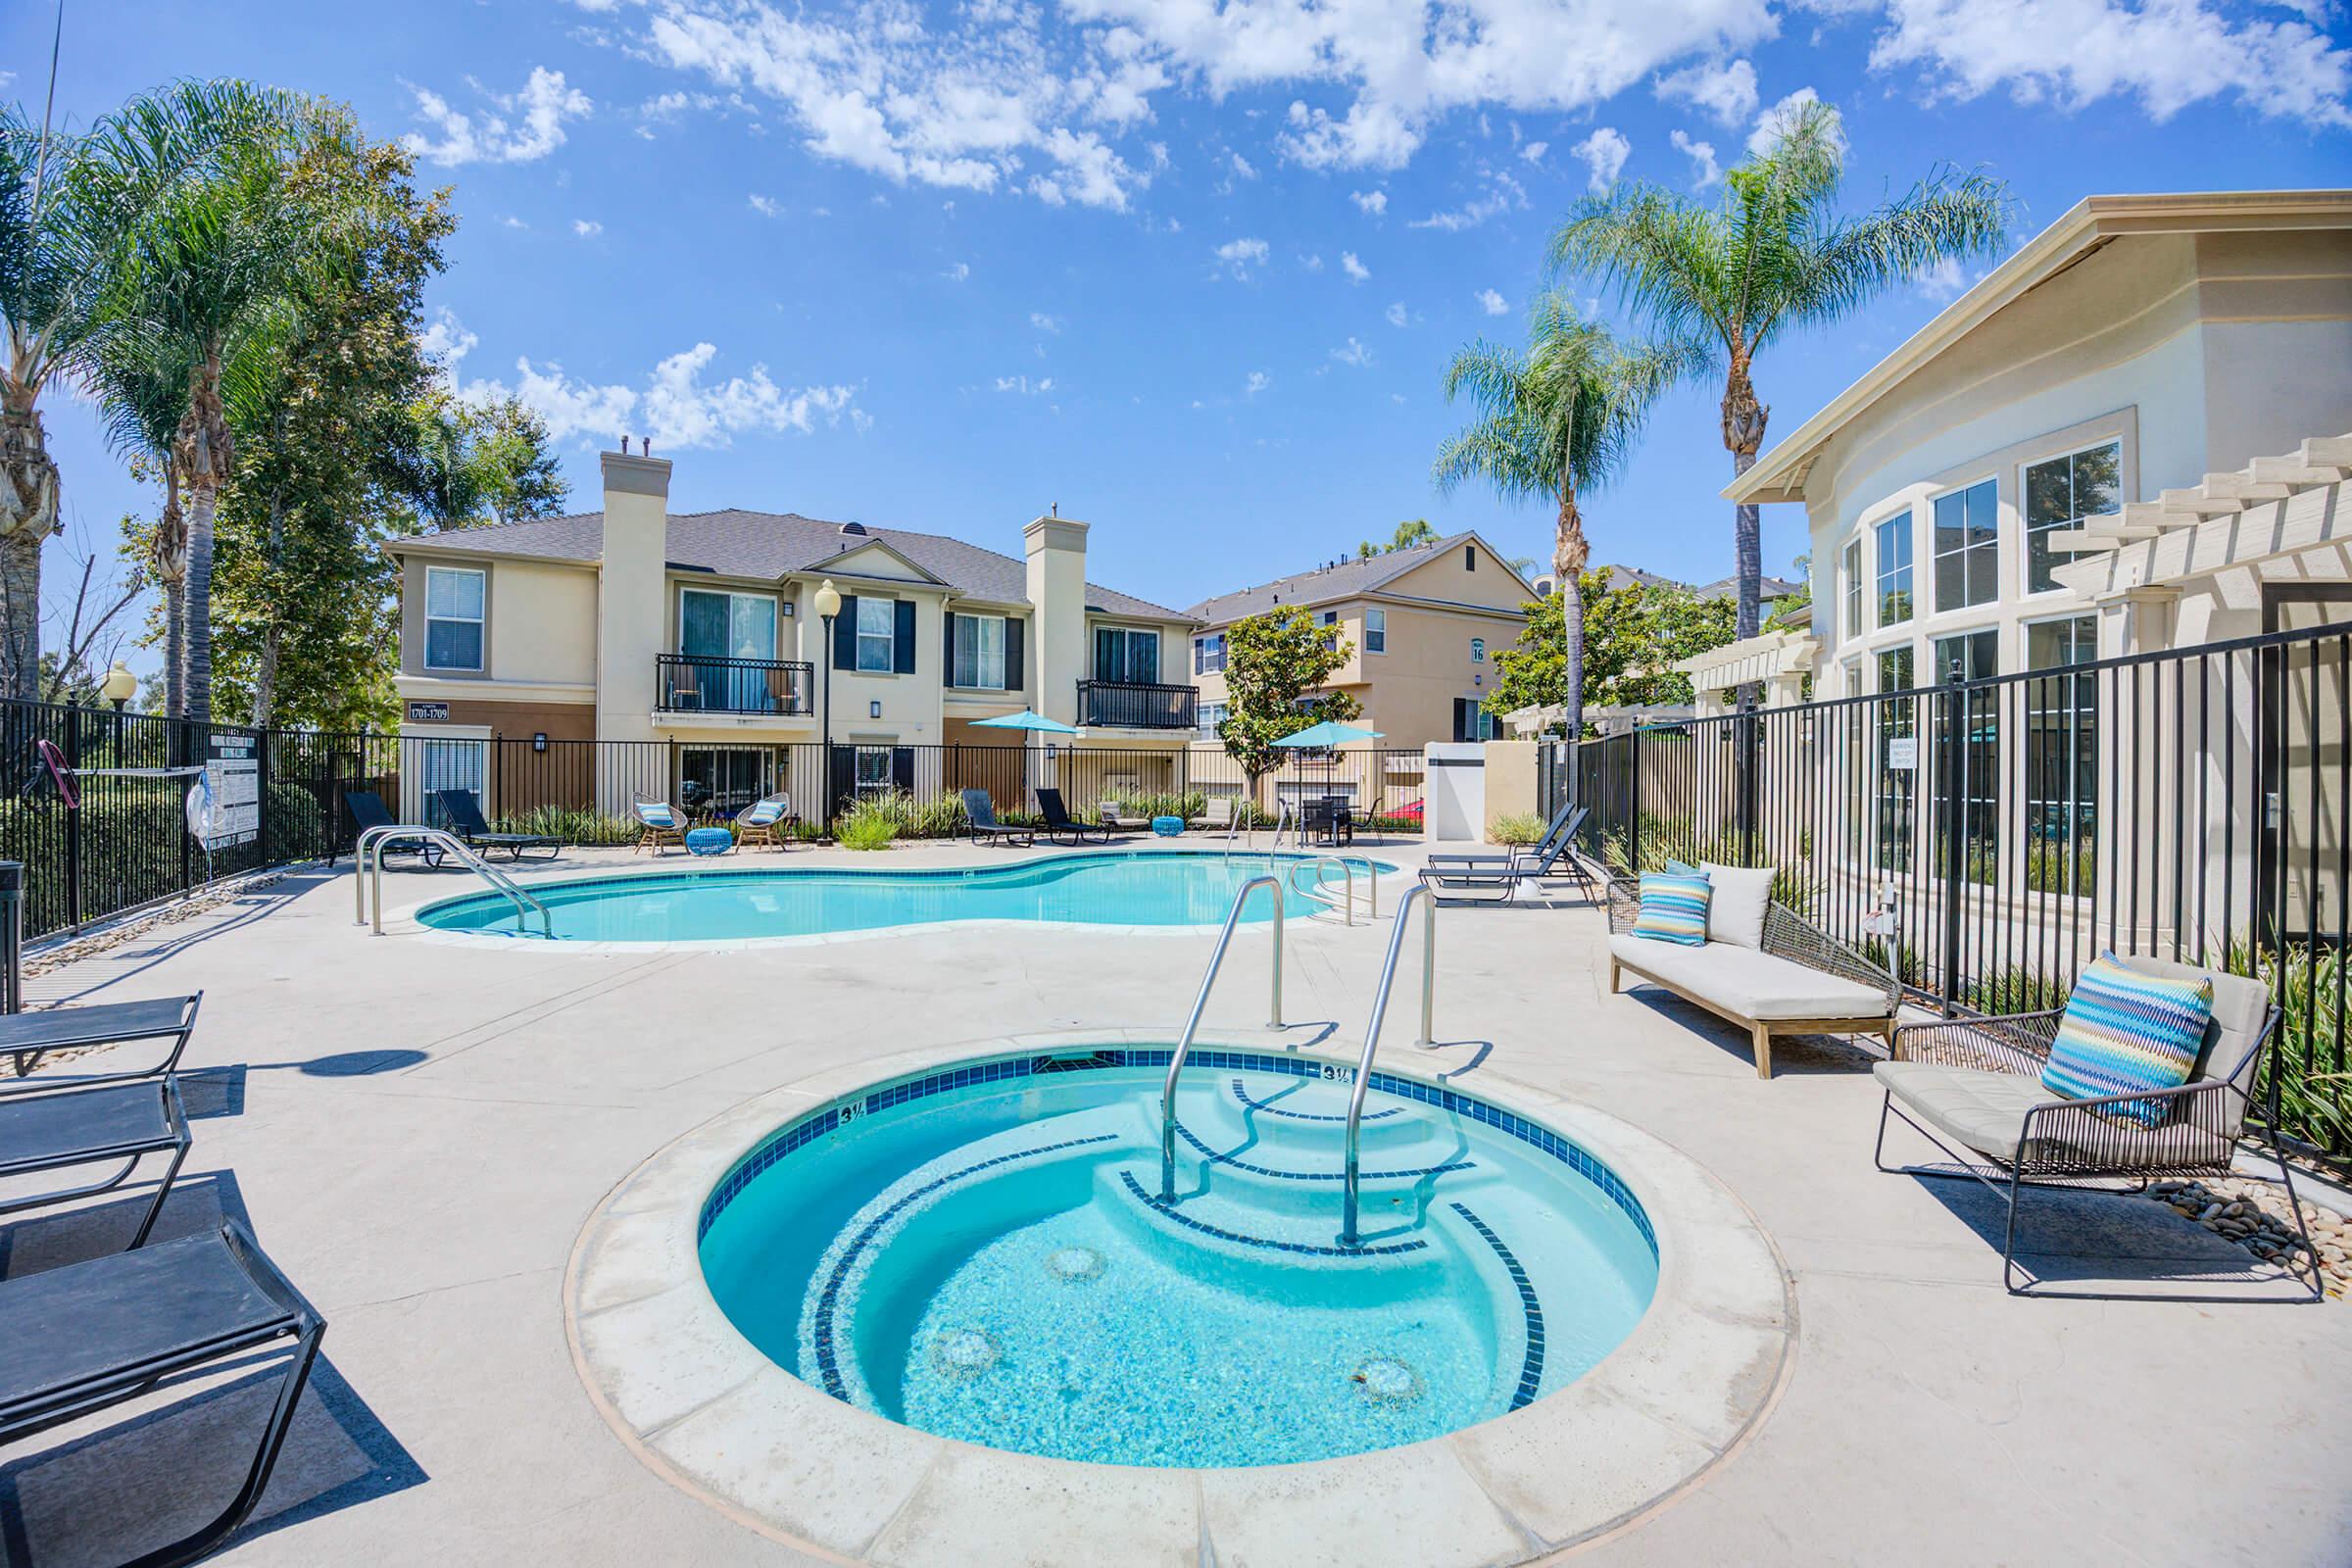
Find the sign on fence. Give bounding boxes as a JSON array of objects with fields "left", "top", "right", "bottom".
[
  {"left": 196, "top": 734, "right": 260, "bottom": 850},
  {"left": 1885, "top": 736, "right": 1917, "bottom": 771}
]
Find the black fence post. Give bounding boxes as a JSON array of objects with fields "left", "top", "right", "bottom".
[
  {"left": 1938, "top": 660, "right": 1968, "bottom": 1016},
  {"left": 178, "top": 719, "right": 194, "bottom": 896},
  {"left": 0, "top": 860, "right": 22, "bottom": 1015},
  {"left": 1626, "top": 724, "right": 1643, "bottom": 874},
  {"left": 1736, "top": 707, "right": 1760, "bottom": 867},
  {"left": 62, "top": 708, "right": 82, "bottom": 931}
]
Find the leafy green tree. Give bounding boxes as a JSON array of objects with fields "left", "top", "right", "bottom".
[
  {"left": 1764, "top": 552, "right": 1811, "bottom": 632},
  {"left": 1549, "top": 100, "right": 2008, "bottom": 645},
  {"left": 1354, "top": 517, "right": 1437, "bottom": 559},
  {"left": 1485, "top": 571, "right": 1737, "bottom": 728},
  {"left": 403, "top": 388, "right": 566, "bottom": 530},
  {"left": 1217, "top": 607, "right": 1361, "bottom": 789},
  {"left": 1434, "top": 293, "right": 1692, "bottom": 741}
]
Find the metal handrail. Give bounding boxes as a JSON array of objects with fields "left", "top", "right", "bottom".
[
  {"left": 1159, "top": 874, "right": 1285, "bottom": 1201},
  {"left": 1290, "top": 855, "right": 1378, "bottom": 925},
  {"left": 1340, "top": 883, "right": 1436, "bottom": 1249},
  {"left": 1220, "top": 796, "right": 1295, "bottom": 858},
  {"left": 356, "top": 824, "right": 552, "bottom": 938}
]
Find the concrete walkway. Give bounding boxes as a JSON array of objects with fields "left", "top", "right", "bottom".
[{"left": 3, "top": 842, "right": 2347, "bottom": 1567}]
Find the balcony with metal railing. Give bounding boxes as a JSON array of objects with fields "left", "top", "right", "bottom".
[
  {"left": 1077, "top": 680, "right": 1199, "bottom": 730},
  {"left": 656, "top": 654, "right": 815, "bottom": 716}
]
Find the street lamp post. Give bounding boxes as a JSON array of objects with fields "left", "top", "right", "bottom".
[
  {"left": 102, "top": 662, "right": 137, "bottom": 713},
  {"left": 812, "top": 578, "right": 841, "bottom": 831}
]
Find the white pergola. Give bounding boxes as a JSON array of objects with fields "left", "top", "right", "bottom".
[{"left": 1673, "top": 629, "right": 1819, "bottom": 715}]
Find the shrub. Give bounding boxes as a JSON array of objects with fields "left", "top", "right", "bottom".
[
  {"left": 1601, "top": 824, "right": 1814, "bottom": 915},
  {"left": 489, "top": 805, "right": 639, "bottom": 847},
  {"left": 847, "top": 790, "right": 967, "bottom": 839},
  {"left": 1491, "top": 811, "right": 1546, "bottom": 847},
  {"left": 1103, "top": 789, "right": 1207, "bottom": 824},
  {"left": 834, "top": 797, "right": 902, "bottom": 851}
]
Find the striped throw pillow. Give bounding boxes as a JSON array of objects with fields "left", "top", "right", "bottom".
[
  {"left": 1632, "top": 871, "right": 1711, "bottom": 947},
  {"left": 2041, "top": 955, "right": 2214, "bottom": 1127}
]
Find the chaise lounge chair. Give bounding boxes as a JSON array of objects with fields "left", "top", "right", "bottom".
[
  {"left": 0, "top": 1221, "right": 326, "bottom": 1567},
  {"left": 734, "top": 794, "right": 795, "bottom": 851},
  {"left": 1421, "top": 804, "right": 1594, "bottom": 906},
  {"left": 1036, "top": 789, "right": 1111, "bottom": 846},
  {"left": 0, "top": 1075, "right": 193, "bottom": 1250},
  {"left": 1872, "top": 956, "right": 2320, "bottom": 1298},
  {"left": 960, "top": 789, "right": 1035, "bottom": 848},
  {"left": 342, "top": 790, "right": 443, "bottom": 867},
  {"left": 0, "top": 993, "right": 203, "bottom": 1084},
  {"left": 632, "top": 797, "right": 685, "bottom": 855},
  {"left": 434, "top": 789, "right": 561, "bottom": 863}
]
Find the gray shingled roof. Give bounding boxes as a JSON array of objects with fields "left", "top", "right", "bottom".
[
  {"left": 388, "top": 508, "right": 1187, "bottom": 620},
  {"left": 1184, "top": 534, "right": 1489, "bottom": 625}
]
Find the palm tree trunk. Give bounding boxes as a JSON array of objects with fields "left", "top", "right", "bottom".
[
  {"left": 164, "top": 577, "right": 184, "bottom": 717},
  {"left": 182, "top": 478, "right": 217, "bottom": 726},
  {"left": 1555, "top": 483, "right": 1591, "bottom": 741},
  {"left": 0, "top": 391, "right": 61, "bottom": 703},
  {"left": 1721, "top": 352, "right": 1771, "bottom": 710}
]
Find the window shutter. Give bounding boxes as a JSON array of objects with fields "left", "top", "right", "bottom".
[
  {"left": 1004, "top": 618, "right": 1025, "bottom": 692},
  {"left": 943, "top": 612, "right": 959, "bottom": 684},
  {"left": 1452, "top": 699, "right": 1472, "bottom": 743},
  {"left": 892, "top": 747, "right": 914, "bottom": 794},
  {"left": 894, "top": 599, "right": 916, "bottom": 673},
  {"left": 826, "top": 745, "right": 855, "bottom": 821},
  {"left": 832, "top": 596, "right": 858, "bottom": 669}
]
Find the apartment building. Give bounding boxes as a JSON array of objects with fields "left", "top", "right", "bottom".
[{"left": 384, "top": 448, "right": 1199, "bottom": 819}]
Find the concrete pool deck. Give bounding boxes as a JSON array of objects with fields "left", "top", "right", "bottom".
[{"left": 5, "top": 838, "right": 2349, "bottom": 1566}]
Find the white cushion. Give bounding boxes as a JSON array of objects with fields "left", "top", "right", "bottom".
[
  {"left": 1610, "top": 934, "right": 1889, "bottom": 1021},
  {"left": 1698, "top": 862, "right": 1774, "bottom": 950}
]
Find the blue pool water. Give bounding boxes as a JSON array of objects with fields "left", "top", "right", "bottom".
[
  {"left": 698, "top": 1050, "right": 1659, "bottom": 1468},
  {"left": 415, "top": 851, "right": 1391, "bottom": 942}
]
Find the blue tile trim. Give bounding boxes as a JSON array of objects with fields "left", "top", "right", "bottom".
[
  {"left": 811, "top": 1134, "right": 1118, "bottom": 1402},
  {"left": 1230, "top": 1078, "right": 1403, "bottom": 1123},
  {"left": 1117, "top": 1171, "right": 1427, "bottom": 1257},
  {"left": 1169, "top": 1117, "right": 1473, "bottom": 1182},
  {"left": 696, "top": 1047, "right": 1657, "bottom": 1264},
  {"left": 1450, "top": 1202, "right": 1545, "bottom": 1410}
]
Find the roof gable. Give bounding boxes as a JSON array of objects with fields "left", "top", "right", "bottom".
[{"left": 1185, "top": 531, "right": 1534, "bottom": 624}]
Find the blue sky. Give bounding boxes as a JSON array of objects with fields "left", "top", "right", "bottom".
[{"left": 9, "top": 0, "right": 2349, "bottom": 666}]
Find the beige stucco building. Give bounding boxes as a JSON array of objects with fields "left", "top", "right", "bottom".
[{"left": 384, "top": 449, "right": 1199, "bottom": 821}]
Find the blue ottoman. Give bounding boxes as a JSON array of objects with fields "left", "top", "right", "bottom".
[
  {"left": 685, "top": 826, "right": 734, "bottom": 856},
  {"left": 1152, "top": 815, "right": 1184, "bottom": 837}
]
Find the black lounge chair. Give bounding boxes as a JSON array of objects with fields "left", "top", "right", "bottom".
[
  {"left": 960, "top": 789, "right": 1035, "bottom": 848},
  {"left": 0, "top": 1077, "right": 192, "bottom": 1250},
  {"left": 434, "top": 789, "right": 561, "bottom": 862},
  {"left": 342, "top": 790, "right": 443, "bottom": 867},
  {"left": 0, "top": 993, "right": 201, "bottom": 1084},
  {"left": 1035, "top": 788, "right": 1110, "bottom": 846},
  {"left": 1420, "top": 804, "right": 1595, "bottom": 906},
  {"left": 0, "top": 1222, "right": 326, "bottom": 1567}
]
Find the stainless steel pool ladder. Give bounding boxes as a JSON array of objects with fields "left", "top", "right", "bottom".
[
  {"left": 353, "top": 824, "right": 553, "bottom": 939},
  {"left": 1340, "top": 883, "right": 1437, "bottom": 1249},
  {"left": 1159, "top": 874, "right": 1285, "bottom": 1201},
  {"left": 1289, "top": 855, "right": 1378, "bottom": 925},
  {"left": 1222, "top": 796, "right": 1296, "bottom": 858}
]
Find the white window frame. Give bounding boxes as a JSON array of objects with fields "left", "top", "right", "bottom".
[
  {"left": 1930, "top": 625, "right": 1999, "bottom": 683},
  {"left": 1929, "top": 476, "right": 1999, "bottom": 615},
  {"left": 853, "top": 745, "right": 895, "bottom": 798},
  {"left": 856, "top": 596, "right": 897, "bottom": 673},
  {"left": 1873, "top": 514, "right": 1913, "bottom": 630},
  {"left": 2020, "top": 439, "right": 2123, "bottom": 599},
  {"left": 1840, "top": 538, "right": 1862, "bottom": 646},
  {"left": 423, "top": 565, "right": 486, "bottom": 672},
  {"left": 1194, "top": 633, "right": 1226, "bottom": 675},
  {"left": 677, "top": 586, "right": 779, "bottom": 660},
  {"left": 1094, "top": 624, "right": 1161, "bottom": 684},
  {"left": 1363, "top": 607, "right": 1387, "bottom": 654},
  {"left": 952, "top": 612, "right": 1007, "bottom": 690},
  {"left": 1197, "top": 700, "right": 1228, "bottom": 740}
]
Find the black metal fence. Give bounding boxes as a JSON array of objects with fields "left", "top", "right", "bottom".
[
  {"left": 0, "top": 695, "right": 1429, "bottom": 943},
  {"left": 1543, "top": 619, "right": 2352, "bottom": 1159}
]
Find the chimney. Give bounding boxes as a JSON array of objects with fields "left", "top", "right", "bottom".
[
  {"left": 1024, "top": 513, "right": 1089, "bottom": 725},
  {"left": 596, "top": 446, "right": 673, "bottom": 750}
]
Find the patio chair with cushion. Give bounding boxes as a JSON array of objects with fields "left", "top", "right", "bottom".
[
  {"left": 342, "top": 790, "right": 442, "bottom": 867},
  {"left": 632, "top": 797, "right": 685, "bottom": 855},
  {"left": 0, "top": 993, "right": 202, "bottom": 1084},
  {"left": 1872, "top": 954, "right": 2320, "bottom": 1298},
  {"left": 0, "top": 1221, "right": 326, "bottom": 1568},
  {"left": 960, "top": 790, "right": 1036, "bottom": 848},
  {"left": 1196, "top": 797, "right": 1238, "bottom": 832},
  {"left": 735, "top": 794, "right": 795, "bottom": 851},
  {"left": 434, "top": 790, "right": 560, "bottom": 863},
  {"left": 1421, "top": 804, "right": 1595, "bottom": 906},
  {"left": 0, "top": 1076, "right": 193, "bottom": 1250},
  {"left": 1036, "top": 789, "right": 1111, "bottom": 847}
]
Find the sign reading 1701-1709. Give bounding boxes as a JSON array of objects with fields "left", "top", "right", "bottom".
[{"left": 197, "top": 734, "right": 261, "bottom": 851}]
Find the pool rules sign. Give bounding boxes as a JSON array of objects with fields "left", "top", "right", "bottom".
[{"left": 191, "top": 734, "right": 261, "bottom": 851}]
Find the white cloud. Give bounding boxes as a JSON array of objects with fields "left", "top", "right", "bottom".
[
  {"left": 1670, "top": 128, "right": 1722, "bottom": 188},
  {"left": 1568, "top": 127, "right": 1630, "bottom": 193},
  {"left": 1330, "top": 336, "right": 1373, "bottom": 368},
  {"left": 1746, "top": 86, "right": 1846, "bottom": 159},
  {"left": 943, "top": 262, "right": 971, "bottom": 281},
  {"left": 1476, "top": 287, "right": 1508, "bottom": 316},
  {"left": 1916, "top": 256, "right": 1971, "bottom": 302},
  {"left": 572, "top": 219, "right": 603, "bottom": 237},
  {"left": 1385, "top": 301, "right": 1409, "bottom": 327},
  {"left": 418, "top": 307, "right": 477, "bottom": 370},
  {"left": 1520, "top": 139, "right": 1548, "bottom": 164},
  {"left": 1214, "top": 236, "right": 1271, "bottom": 276},
  {"left": 1245, "top": 369, "right": 1272, "bottom": 397},
  {"left": 1866, "top": 0, "right": 2350, "bottom": 130},
  {"left": 1408, "top": 169, "right": 1525, "bottom": 232},
  {"left": 497, "top": 215, "right": 529, "bottom": 230},
  {"left": 1350, "top": 189, "right": 1388, "bottom": 216},
  {"left": 1654, "top": 58, "right": 1759, "bottom": 125},
  {"left": 402, "top": 67, "right": 591, "bottom": 166},
  {"left": 1030, "top": 312, "right": 1064, "bottom": 333},
  {"left": 748, "top": 193, "right": 782, "bottom": 217},
  {"left": 1228, "top": 151, "right": 1258, "bottom": 179},
  {"left": 1341, "top": 250, "right": 1371, "bottom": 282},
  {"left": 995, "top": 374, "right": 1055, "bottom": 394}
]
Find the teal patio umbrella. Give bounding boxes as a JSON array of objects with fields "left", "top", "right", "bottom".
[
  {"left": 969, "top": 710, "right": 1082, "bottom": 809},
  {"left": 1274, "top": 720, "right": 1386, "bottom": 814}
]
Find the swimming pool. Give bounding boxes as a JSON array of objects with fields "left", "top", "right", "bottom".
[
  {"left": 414, "top": 850, "right": 1392, "bottom": 944},
  {"left": 696, "top": 1047, "right": 1658, "bottom": 1468}
]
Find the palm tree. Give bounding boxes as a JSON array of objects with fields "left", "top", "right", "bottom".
[
  {"left": 89, "top": 333, "right": 195, "bottom": 714},
  {"left": 1, "top": 79, "right": 304, "bottom": 705},
  {"left": 1548, "top": 101, "right": 2008, "bottom": 648},
  {"left": 1434, "top": 293, "right": 1695, "bottom": 740}
]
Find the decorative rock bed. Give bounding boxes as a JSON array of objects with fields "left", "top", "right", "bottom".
[{"left": 2139, "top": 1176, "right": 2349, "bottom": 1298}]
